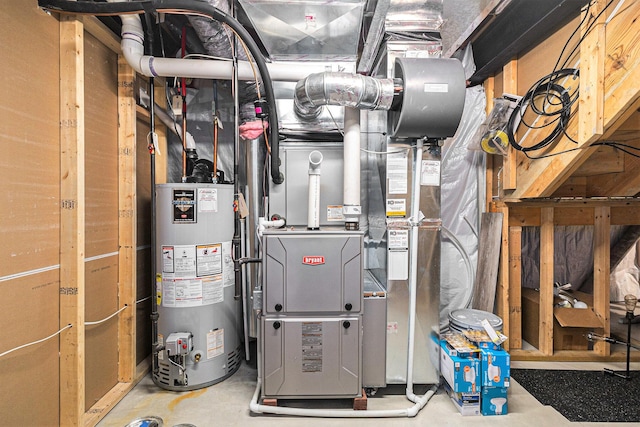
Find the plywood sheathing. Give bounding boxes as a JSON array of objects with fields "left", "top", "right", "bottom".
[
  {"left": 503, "top": 2, "right": 640, "bottom": 199},
  {"left": 83, "top": 30, "right": 120, "bottom": 413}
]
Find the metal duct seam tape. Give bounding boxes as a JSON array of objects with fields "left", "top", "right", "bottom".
[{"left": 389, "top": 57, "right": 466, "bottom": 139}]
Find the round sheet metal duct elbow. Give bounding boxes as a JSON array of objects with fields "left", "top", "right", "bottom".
[
  {"left": 388, "top": 57, "right": 466, "bottom": 139},
  {"left": 293, "top": 72, "right": 394, "bottom": 119}
]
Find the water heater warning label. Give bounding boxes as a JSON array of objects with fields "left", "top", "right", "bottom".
[
  {"left": 196, "top": 243, "right": 222, "bottom": 276},
  {"left": 197, "top": 188, "right": 218, "bottom": 213},
  {"left": 207, "top": 329, "right": 224, "bottom": 359}
]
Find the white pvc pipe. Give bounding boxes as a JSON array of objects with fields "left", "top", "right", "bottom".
[
  {"left": 250, "top": 312, "right": 437, "bottom": 418},
  {"left": 307, "top": 151, "right": 323, "bottom": 230},
  {"left": 257, "top": 217, "right": 285, "bottom": 234},
  {"left": 406, "top": 138, "right": 424, "bottom": 405},
  {"left": 343, "top": 107, "right": 361, "bottom": 224},
  {"left": 119, "top": 14, "right": 338, "bottom": 82},
  {"left": 249, "top": 379, "right": 437, "bottom": 418}
]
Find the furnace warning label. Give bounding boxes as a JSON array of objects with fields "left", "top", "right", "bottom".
[
  {"left": 421, "top": 160, "right": 440, "bottom": 186},
  {"left": 388, "top": 229, "right": 409, "bottom": 249},
  {"left": 207, "top": 329, "right": 224, "bottom": 359},
  {"left": 387, "top": 152, "right": 408, "bottom": 194},
  {"left": 301, "top": 322, "right": 323, "bottom": 373},
  {"left": 386, "top": 199, "right": 406, "bottom": 217},
  {"left": 326, "top": 205, "right": 344, "bottom": 222},
  {"left": 196, "top": 243, "right": 222, "bottom": 277}
]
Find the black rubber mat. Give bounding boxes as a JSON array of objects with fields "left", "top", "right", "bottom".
[{"left": 510, "top": 369, "right": 640, "bottom": 422}]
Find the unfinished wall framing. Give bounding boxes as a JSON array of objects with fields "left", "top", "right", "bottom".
[
  {"left": 0, "top": 3, "right": 154, "bottom": 426},
  {"left": 480, "top": 0, "right": 640, "bottom": 362},
  {"left": 492, "top": 199, "right": 640, "bottom": 362}
]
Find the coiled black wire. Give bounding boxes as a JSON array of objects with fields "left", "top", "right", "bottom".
[{"left": 507, "top": 68, "right": 579, "bottom": 153}]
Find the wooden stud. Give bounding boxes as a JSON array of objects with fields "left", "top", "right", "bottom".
[
  {"left": 508, "top": 226, "right": 522, "bottom": 350},
  {"left": 578, "top": 0, "right": 605, "bottom": 144},
  {"left": 117, "top": 55, "right": 137, "bottom": 383},
  {"left": 593, "top": 206, "right": 611, "bottom": 356},
  {"left": 539, "top": 207, "right": 554, "bottom": 355},
  {"left": 494, "top": 209, "right": 509, "bottom": 349},
  {"left": 153, "top": 79, "right": 169, "bottom": 184},
  {"left": 484, "top": 76, "right": 495, "bottom": 210},
  {"left": 81, "top": 16, "right": 120, "bottom": 54},
  {"left": 502, "top": 59, "right": 518, "bottom": 191},
  {"left": 59, "top": 15, "right": 86, "bottom": 427}
]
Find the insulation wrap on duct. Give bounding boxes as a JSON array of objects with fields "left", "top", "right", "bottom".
[{"left": 294, "top": 73, "right": 394, "bottom": 119}]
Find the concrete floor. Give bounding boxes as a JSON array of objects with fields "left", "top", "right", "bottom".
[{"left": 97, "top": 359, "right": 640, "bottom": 427}]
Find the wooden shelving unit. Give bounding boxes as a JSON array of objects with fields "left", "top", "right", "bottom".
[
  {"left": 484, "top": 0, "right": 640, "bottom": 362},
  {"left": 491, "top": 199, "right": 640, "bottom": 361}
]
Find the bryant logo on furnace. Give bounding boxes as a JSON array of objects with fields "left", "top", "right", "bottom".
[{"left": 302, "top": 256, "right": 325, "bottom": 265}]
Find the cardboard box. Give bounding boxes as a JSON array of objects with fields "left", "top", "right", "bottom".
[
  {"left": 522, "top": 288, "right": 604, "bottom": 350},
  {"left": 440, "top": 340, "right": 481, "bottom": 393},
  {"left": 441, "top": 333, "right": 480, "bottom": 358},
  {"left": 480, "top": 347, "right": 510, "bottom": 388},
  {"left": 481, "top": 387, "right": 508, "bottom": 415},
  {"left": 444, "top": 381, "right": 481, "bottom": 416}
]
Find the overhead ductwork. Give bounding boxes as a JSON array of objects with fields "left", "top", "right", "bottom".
[
  {"left": 293, "top": 72, "right": 395, "bottom": 119},
  {"left": 237, "top": 0, "right": 367, "bottom": 61}
]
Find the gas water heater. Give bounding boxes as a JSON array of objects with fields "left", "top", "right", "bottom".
[{"left": 154, "top": 183, "right": 242, "bottom": 391}]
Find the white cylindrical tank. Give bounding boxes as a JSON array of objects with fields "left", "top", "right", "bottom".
[{"left": 154, "top": 183, "right": 242, "bottom": 390}]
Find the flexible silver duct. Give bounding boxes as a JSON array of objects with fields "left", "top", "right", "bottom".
[
  {"left": 187, "top": 0, "right": 248, "bottom": 61},
  {"left": 293, "top": 73, "right": 394, "bottom": 119}
]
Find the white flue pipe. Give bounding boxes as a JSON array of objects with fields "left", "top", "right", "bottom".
[
  {"left": 119, "top": 14, "right": 336, "bottom": 82},
  {"left": 307, "top": 151, "right": 323, "bottom": 230},
  {"left": 343, "top": 107, "right": 361, "bottom": 225}
]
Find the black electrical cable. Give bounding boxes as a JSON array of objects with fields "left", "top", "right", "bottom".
[
  {"left": 518, "top": 140, "right": 640, "bottom": 161},
  {"left": 507, "top": 68, "right": 578, "bottom": 153},
  {"left": 503, "top": 0, "right": 625, "bottom": 160},
  {"left": 38, "top": 0, "right": 284, "bottom": 184}
]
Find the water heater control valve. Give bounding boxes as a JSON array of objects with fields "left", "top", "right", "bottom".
[{"left": 166, "top": 332, "right": 194, "bottom": 356}]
